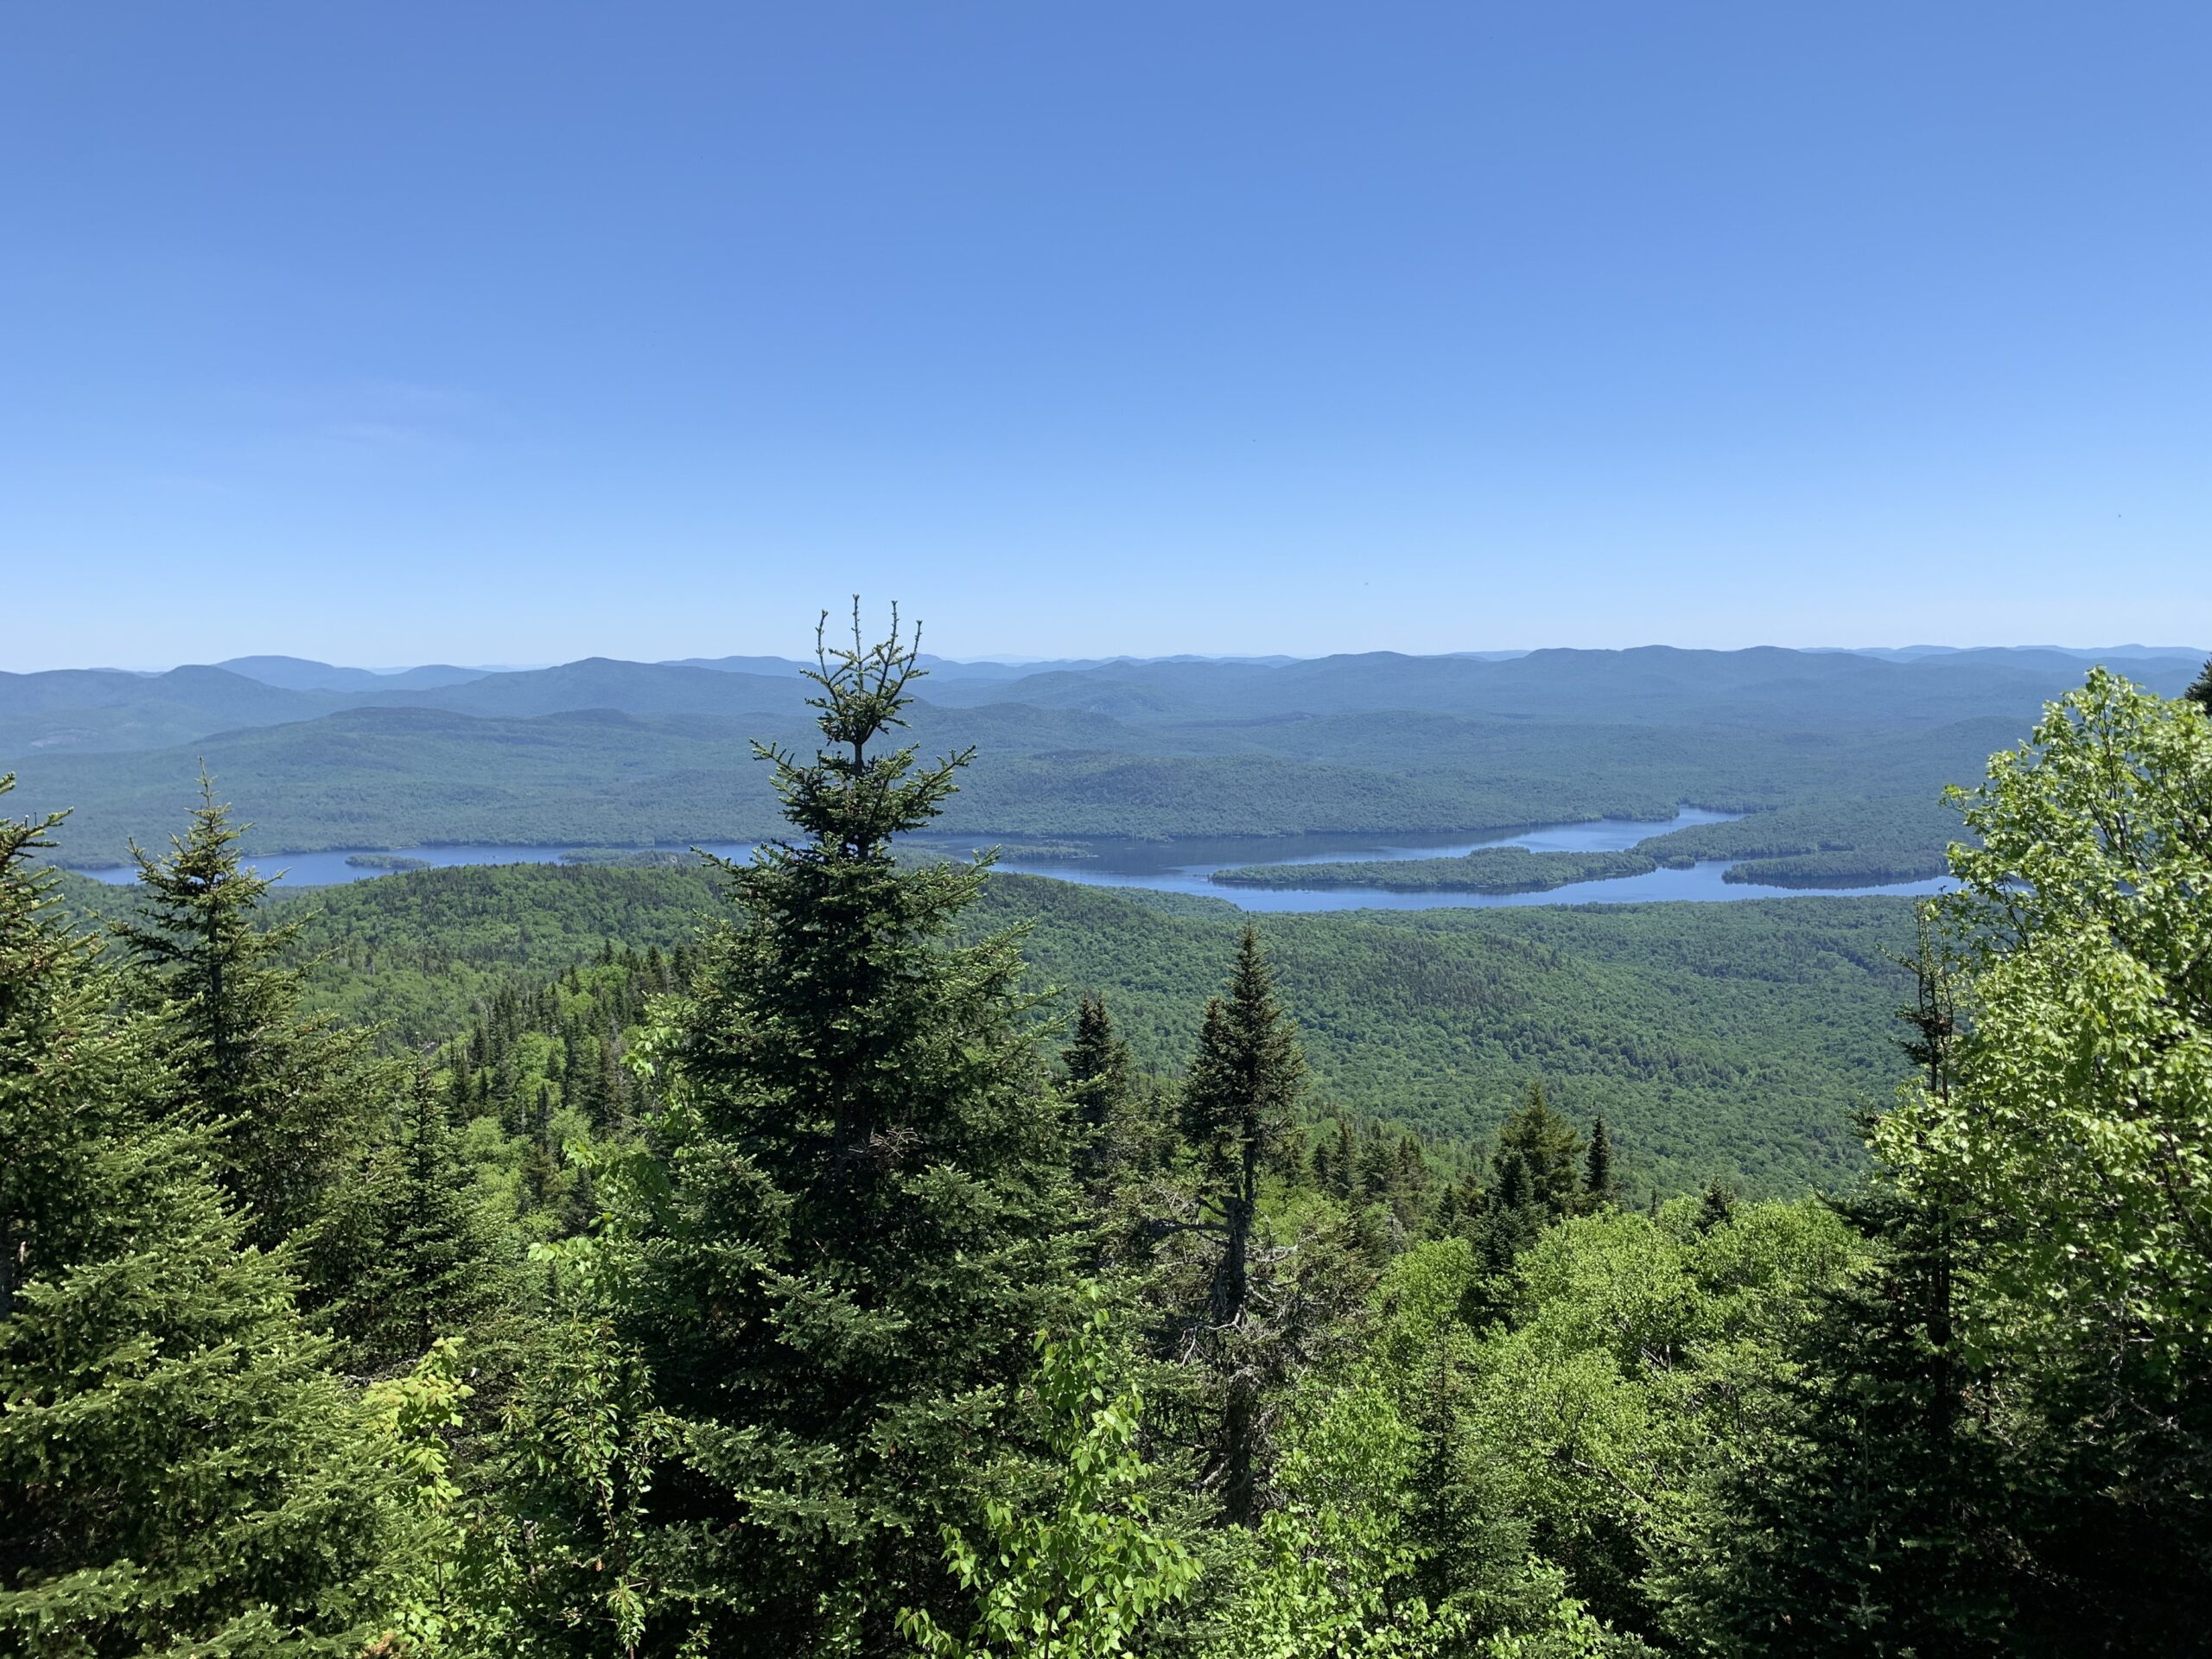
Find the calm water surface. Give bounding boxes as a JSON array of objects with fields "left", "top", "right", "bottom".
[
  {"left": 988, "top": 809, "right": 1950, "bottom": 910},
  {"left": 73, "top": 806, "right": 1949, "bottom": 909},
  {"left": 76, "top": 842, "right": 762, "bottom": 888}
]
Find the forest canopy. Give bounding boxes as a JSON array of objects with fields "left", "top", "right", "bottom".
[{"left": 4, "top": 620, "right": 2209, "bottom": 1656}]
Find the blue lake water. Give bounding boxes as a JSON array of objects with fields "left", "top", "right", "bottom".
[
  {"left": 988, "top": 808, "right": 1952, "bottom": 911},
  {"left": 74, "top": 842, "right": 764, "bottom": 888},
  {"left": 71, "top": 805, "right": 1951, "bottom": 910}
]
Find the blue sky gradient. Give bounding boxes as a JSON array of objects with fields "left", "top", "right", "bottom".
[{"left": 3, "top": 3, "right": 2206, "bottom": 669}]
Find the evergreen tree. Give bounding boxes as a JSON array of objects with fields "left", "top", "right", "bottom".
[
  {"left": 1580, "top": 1115, "right": 1619, "bottom": 1212},
  {"left": 1475, "top": 1152, "right": 1543, "bottom": 1266},
  {"left": 111, "top": 772, "right": 381, "bottom": 1250},
  {"left": 1434, "top": 1166, "right": 1485, "bottom": 1236},
  {"left": 1355, "top": 1122, "right": 1399, "bottom": 1208},
  {"left": 1177, "top": 924, "right": 1306, "bottom": 1525},
  {"left": 1328, "top": 1116, "right": 1358, "bottom": 1202},
  {"left": 1694, "top": 1179, "right": 1738, "bottom": 1233},
  {"left": 2187, "top": 656, "right": 2211, "bottom": 715},
  {"left": 1391, "top": 1135, "right": 1427, "bottom": 1211},
  {"left": 899, "top": 1287, "right": 1198, "bottom": 1658},
  {"left": 304, "top": 1071, "right": 517, "bottom": 1377},
  {"left": 0, "top": 779, "right": 418, "bottom": 1655},
  {"left": 1491, "top": 1080, "right": 1584, "bottom": 1220},
  {"left": 617, "top": 606, "right": 1079, "bottom": 1653},
  {"left": 1063, "top": 991, "right": 1135, "bottom": 1193},
  {"left": 1459, "top": 1092, "right": 1583, "bottom": 1300}
]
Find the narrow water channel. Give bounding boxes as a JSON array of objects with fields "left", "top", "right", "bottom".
[{"left": 70, "top": 805, "right": 1949, "bottom": 909}]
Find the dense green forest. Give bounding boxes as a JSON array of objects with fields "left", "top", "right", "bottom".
[
  {"left": 56, "top": 857, "right": 1918, "bottom": 1196},
  {"left": 5, "top": 629, "right": 2210, "bottom": 1656}
]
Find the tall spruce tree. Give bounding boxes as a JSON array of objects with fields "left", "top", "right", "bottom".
[
  {"left": 1580, "top": 1115, "right": 1619, "bottom": 1212},
  {"left": 1177, "top": 924, "right": 1306, "bottom": 1525},
  {"left": 2187, "top": 656, "right": 2211, "bottom": 715},
  {"left": 1062, "top": 991, "right": 1136, "bottom": 1194},
  {"left": 1491, "top": 1080, "right": 1584, "bottom": 1221},
  {"left": 0, "top": 779, "right": 419, "bottom": 1656},
  {"left": 1314, "top": 1116, "right": 1359, "bottom": 1203},
  {"left": 302, "top": 1070, "right": 517, "bottom": 1378},
  {"left": 112, "top": 773, "right": 381, "bottom": 1250},
  {"left": 616, "top": 606, "right": 1077, "bottom": 1654}
]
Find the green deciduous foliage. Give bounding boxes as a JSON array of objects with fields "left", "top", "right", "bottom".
[
  {"left": 483, "top": 1244, "right": 689, "bottom": 1659},
  {"left": 899, "top": 1286, "right": 1198, "bottom": 1659},
  {"left": 1885, "top": 670, "right": 2212, "bottom": 1364},
  {"left": 1467, "top": 1202, "right": 1859, "bottom": 1636},
  {"left": 1675, "top": 909, "right": 2014, "bottom": 1654},
  {"left": 363, "top": 1336, "right": 486, "bottom": 1656},
  {"left": 1867, "top": 667, "right": 2212, "bottom": 1643},
  {"left": 1187, "top": 1236, "right": 1657, "bottom": 1657}
]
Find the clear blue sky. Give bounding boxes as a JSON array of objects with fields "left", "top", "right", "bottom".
[{"left": 3, "top": 3, "right": 2206, "bottom": 670}]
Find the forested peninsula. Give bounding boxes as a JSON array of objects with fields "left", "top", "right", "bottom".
[{"left": 1211, "top": 847, "right": 1660, "bottom": 893}]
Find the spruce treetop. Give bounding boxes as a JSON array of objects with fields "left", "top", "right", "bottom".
[
  {"left": 1179, "top": 925, "right": 1306, "bottom": 1190},
  {"left": 1492, "top": 1080, "right": 1584, "bottom": 1220},
  {"left": 614, "top": 603, "right": 1077, "bottom": 1649},
  {"left": 755, "top": 598, "right": 973, "bottom": 861},
  {"left": 111, "top": 769, "right": 379, "bottom": 1249},
  {"left": 114, "top": 766, "right": 298, "bottom": 979}
]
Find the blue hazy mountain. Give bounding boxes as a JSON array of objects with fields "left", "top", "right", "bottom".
[
  {"left": 214, "top": 656, "right": 490, "bottom": 693},
  {"left": 4, "top": 643, "right": 2202, "bottom": 874}
]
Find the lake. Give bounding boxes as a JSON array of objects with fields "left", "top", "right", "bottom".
[
  {"left": 986, "top": 808, "right": 1952, "bottom": 910},
  {"left": 71, "top": 806, "right": 1952, "bottom": 910}
]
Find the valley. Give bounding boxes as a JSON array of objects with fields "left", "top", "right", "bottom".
[{"left": 10, "top": 645, "right": 2198, "bottom": 882}]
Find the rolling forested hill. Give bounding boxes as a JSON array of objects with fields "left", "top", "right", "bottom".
[
  {"left": 52, "top": 859, "right": 1919, "bottom": 1198},
  {"left": 10, "top": 646, "right": 2199, "bottom": 876}
]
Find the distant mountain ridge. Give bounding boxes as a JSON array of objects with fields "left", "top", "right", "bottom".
[
  {"left": 662, "top": 652, "right": 1313, "bottom": 679},
  {"left": 213, "top": 655, "right": 490, "bottom": 692},
  {"left": 5, "top": 644, "right": 2201, "bottom": 768},
  {"left": 4, "top": 641, "right": 2202, "bottom": 872},
  {"left": 1815, "top": 643, "right": 2208, "bottom": 664}
]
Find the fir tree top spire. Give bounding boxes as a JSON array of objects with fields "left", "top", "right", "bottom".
[
  {"left": 111, "top": 774, "right": 298, "bottom": 1021},
  {"left": 1179, "top": 925, "right": 1306, "bottom": 1193},
  {"left": 1582, "top": 1114, "right": 1620, "bottom": 1211},
  {"left": 760, "top": 597, "right": 971, "bottom": 859},
  {"left": 111, "top": 769, "right": 372, "bottom": 1249},
  {"left": 1492, "top": 1077, "right": 1584, "bottom": 1221}
]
